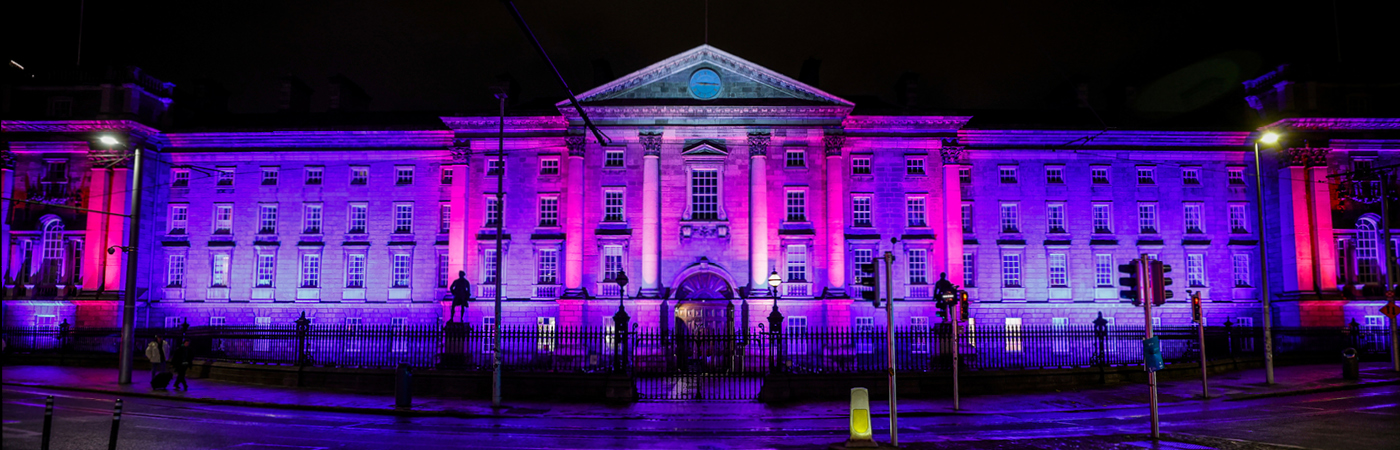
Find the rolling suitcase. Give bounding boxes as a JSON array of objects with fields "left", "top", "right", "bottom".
[{"left": 151, "top": 371, "right": 173, "bottom": 389}]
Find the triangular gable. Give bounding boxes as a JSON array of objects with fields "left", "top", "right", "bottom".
[
  {"left": 681, "top": 142, "right": 728, "bottom": 156},
  {"left": 559, "top": 45, "right": 853, "bottom": 107}
]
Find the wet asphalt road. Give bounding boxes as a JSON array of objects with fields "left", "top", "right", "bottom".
[{"left": 3, "top": 385, "right": 1396, "bottom": 449}]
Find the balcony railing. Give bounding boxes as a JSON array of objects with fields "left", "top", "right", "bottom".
[
  {"left": 533, "top": 285, "right": 561, "bottom": 299},
  {"left": 782, "top": 282, "right": 812, "bottom": 298},
  {"left": 596, "top": 282, "right": 622, "bottom": 298}
]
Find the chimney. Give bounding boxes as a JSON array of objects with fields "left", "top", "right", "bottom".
[
  {"left": 277, "top": 75, "right": 312, "bottom": 114},
  {"left": 798, "top": 58, "right": 821, "bottom": 88},
  {"left": 327, "top": 74, "right": 371, "bottom": 112}
]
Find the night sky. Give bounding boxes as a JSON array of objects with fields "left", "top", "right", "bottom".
[{"left": 6, "top": 1, "right": 1396, "bottom": 127}]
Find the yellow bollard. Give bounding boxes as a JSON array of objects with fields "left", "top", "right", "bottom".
[{"left": 845, "top": 387, "right": 879, "bottom": 448}]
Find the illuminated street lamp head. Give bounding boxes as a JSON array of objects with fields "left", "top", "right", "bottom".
[
  {"left": 99, "top": 136, "right": 119, "bottom": 146},
  {"left": 1259, "top": 132, "right": 1280, "bottom": 144},
  {"left": 767, "top": 269, "right": 782, "bottom": 289}
]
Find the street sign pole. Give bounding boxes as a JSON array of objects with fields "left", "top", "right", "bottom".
[
  {"left": 952, "top": 299, "right": 960, "bottom": 411},
  {"left": 1194, "top": 291, "right": 1208, "bottom": 398},
  {"left": 1383, "top": 298, "right": 1399, "bottom": 372},
  {"left": 1141, "top": 255, "right": 1160, "bottom": 439},
  {"left": 883, "top": 251, "right": 897, "bottom": 447}
]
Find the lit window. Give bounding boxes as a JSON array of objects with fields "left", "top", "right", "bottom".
[
  {"left": 346, "top": 254, "right": 366, "bottom": 288},
  {"left": 301, "top": 254, "right": 321, "bottom": 288},
  {"left": 786, "top": 245, "right": 808, "bottom": 281},
  {"left": 1187, "top": 254, "right": 1206, "bottom": 287},
  {"left": 999, "top": 203, "right": 1019, "bottom": 233},
  {"left": 1182, "top": 167, "right": 1199, "bottom": 185},
  {"left": 1091, "top": 166, "right": 1109, "bottom": 184},
  {"left": 1049, "top": 253, "right": 1068, "bottom": 287},
  {"left": 853, "top": 249, "right": 873, "bottom": 286},
  {"left": 1095, "top": 254, "right": 1113, "bottom": 287},
  {"left": 348, "top": 204, "right": 368, "bottom": 234},
  {"left": 172, "top": 169, "right": 190, "bottom": 187},
  {"left": 396, "top": 166, "right": 415, "bottom": 185},
  {"left": 1184, "top": 203, "right": 1203, "bottom": 234},
  {"left": 999, "top": 166, "right": 1018, "bottom": 183},
  {"left": 258, "top": 204, "right": 278, "bottom": 234},
  {"left": 539, "top": 197, "right": 559, "bottom": 227},
  {"left": 961, "top": 204, "right": 973, "bottom": 233},
  {"left": 167, "top": 255, "right": 185, "bottom": 287},
  {"left": 1046, "top": 204, "right": 1066, "bottom": 233},
  {"left": 482, "top": 249, "right": 498, "bottom": 283},
  {"left": 908, "top": 249, "right": 928, "bottom": 284},
  {"left": 217, "top": 168, "right": 235, "bottom": 186},
  {"left": 214, "top": 204, "right": 233, "bottom": 234},
  {"left": 1138, "top": 203, "right": 1158, "bottom": 234},
  {"left": 906, "top": 197, "right": 927, "bottom": 227},
  {"left": 603, "top": 245, "right": 624, "bottom": 282},
  {"left": 1136, "top": 166, "right": 1155, "bottom": 185},
  {"left": 303, "top": 203, "right": 322, "bottom": 234},
  {"left": 1232, "top": 254, "right": 1251, "bottom": 287},
  {"left": 962, "top": 253, "right": 975, "bottom": 287},
  {"left": 605, "top": 150, "right": 625, "bottom": 168},
  {"left": 786, "top": 149, "right": 806, "bottom": 167},
  {"left": 438, "top": 254, "right": 450, "bottom": 288},
  {"left": 852, "top": 196, "right": 872, "bottom": 227},
  {"left": 487, "top": 159, "right": 505, "bottom": 177},
  {"left": 540, "top": 158, "right": 560, "bottom": 175},
  {"left": 1358, "top": 220, "right": 1381, "bottom": 283},
  {"left": 537, "top": 249, "right": 559, "bottom": 284},
  {"left": 255, "top": 255, "right": 276, "bottom": 288},
  {"left": 1001, "top": 254, "right": 1022, "bottom": 288},
  {"left": 1092, "top": 204, "right": 1112, "bottom": 233},
  {"left": 392, "top": 254, "right": 411, "bottom": 287},
  {"left": 1229, "top": 204, "right": 1248, "bottom": 233},
  {"left": 485, "top": 197, "right": 502, "bottom": 227},
  {"left": 261, "top": 167, "right": 279, "bottom": 185},
  {"left": 351, "top": 166, "right": 369, "bottom": 185},
  {"left": 1045, "top": 166, "right": 1064, "bottom": 184},
  {"left": 211, "top": 254, "right": 230, "bottom": 287},
  {"left": 1227, "top": 167, "right": 1245, "bottom": 185},
  {"left": 305, "top": 166, "right": 323, "bottom": 185},
  {"left": 786, "top": 191, "right": 807, "bottom": 222},
  {"left": 690, "top": 170, "right": 719, "bottom": 220},
  {"left": 603, "top": 191, "right": 625, "bottom": 222},
  {"left": 852, "top": 157, "right": 871, "bottom": 175},
  {"left": 394, "top": 204, "right": 414, "bottom": 234},
  {"left": 439, "top": 204, "right": 451, "bottom": 234},
  {"left": 906, "top": 158, "right": 926, "bottom": 175},
  {"left": 169, "top": 205, "right": 188, "bottom": 234},
  {"left": 440, "top": 167, "right": 454, "bottom": 185}
]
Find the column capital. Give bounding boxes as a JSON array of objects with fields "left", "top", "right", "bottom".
[
  {"left": 639, "top": 133, "right": 662, "bottom": 157},
  {"left": 1286, "top": 147, "right": 1330, "bottom": 167},
  {"left": 940, "top": 145, "right": 968, "bottom": 165},
  {"left": 823, "top": 134, "right": 846, "bottom": 157},
  {"left": 566, "top": 135, "right": 587, "bottom": 158},
  {"left": 748, "top": 133, "right": 770, "bottom": 157},
  {"left": 450, "top": 138, "right": 471, "bottom": 162}
]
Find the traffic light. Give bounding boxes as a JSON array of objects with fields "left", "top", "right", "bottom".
[
  {"left": 958, "top": 290, "right": 970, "bottom": 322},
  {"left": 1119, "top": 259, "right": 1143, "bottom": 306},
  {"left": 859, "top": 263, "right": 881, "bottom": 308},
  {"left": 1190, "top": 291, "right": 1203, "bottom": 323},
  {"left": 1150, "top": 260, "right": 1173, "bottom": 307}
]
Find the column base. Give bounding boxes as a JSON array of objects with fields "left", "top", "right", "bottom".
[
  {"left": 823, "top": 288, "right": 847, "bottom": 298},
  {"left": 748, "top": 288, "right": 770, "bottom": 299},
  {"left": 561, "top": 288, "right": 588, "bottom": 299},
  {"left": 638, "top": 288, "right": 662, "bottom": 299}
]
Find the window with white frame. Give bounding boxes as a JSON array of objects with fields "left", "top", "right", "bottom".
[
  {"left": 852, "top": 157, "right": 871, "bottom": 175},
  {"left": 394, "top": 203, "right": 413, "bottom": 233},
  {"left": 1091, "top": 166, "right": 1109, "bottom": 184},
  {"left": 786, "top": 245, "right": 808, "bottom": 281},
  {"left": 786, "top": 316, "right": 809, "bottom": 354},
  {"left": 906, "top": 157, "right": 926, "bottom": 175},
  {"left": 852, "top": 196, "right": 872, "bottom": 227},
  {"left": 303, "top": 203, "right": 322, "bottom": 234},
  {"left": 907, "top": 197, "right": 927, "bottom": 227},
  {"left": 261, "top": 167, "right": 279, "bottom": 185},
  {"left": 255, "top": 255, "right": 276, "bottom": 287},
  {"left": 214, "top": 204, "right": 233, "bottom": 234},
  {"left": 1049, "top": 253, "right": 1068, "bottom": 287},
  {"left": 603, "top": 245, "right": 624, "bottom": 282},
  {"left": 605, "top": 150, "right": 625, "bottom": 168},
  {"left": 689, "top": 170, "right": 720, "bottom": 220},
  {"left": 301, "top": 254, "right": 320, "bottom": 288},
  {"left": 1002, "top": 254, "right": 1022, "bottom": 287},
  {"left": 999, "top": 166, "right": 1018, "bottom": 183},
  {"left": 485, "top": 197, "right": 502, "bottom": 226},
  {"left": 396, "top": 166, "right": 415, "bottom": 185},
  {"left": 348, "top": 203, "right": 368, "bottom": 234},
  {"left": 172, "top": 168, "right": 190, "bottom": 187},
  {"left": 487, "top": 159, "right": 505, "bottom": 177},
  {"left": 346, "top": 254, "right": 366, "bottom": 288},
  {"left": 959, "top": 167, "right": 972, "bottom": 184},
  {"left": 1047, "top": 203, "right": 1066, "bottom": 233},
  {"left": 1095, "top": 254, "right": 1113, "bottom": 286},
  {"left": 1232, "top": 254, "right": 1251, "bottom": 287},
  {"left": 1187, "top": 254, "right": 1206, "bottom": 287},
  {"left": 1357, "top": 219, "right": 1380, "bottom": 283},
  {"left": 167, "top": 255, "right": 185, "bottom": 287},
  {"left": 1182, "top": 167, "right": 1200, "bottom": 185},
  {"left": 481, "top": 316, "right": 496, "bottom": 352},
  {"left": 211, "top": 254, "right": 230, "bottom": 287},
  {"left": 217, "top": 167, "right": 235, "bottom": 186},
  {"left": 1184, "top": 203, "right": 1204, "bottom": 233},
  {"left": 539, "top": 158, "right": 560, "bottom": 175},
  {"left": 856, "top": 316, "right": 876, "bottom": 353},
  {"left": 258, "top": 204, "right": 278, "bottom": 234},
  {"left": 439, "top": 204, "right": 451, "bottom": 234},
  {"left": 537, "top": 249, "right": 559, "bottom": 284},
  {"left": 1136, "top": 166, "right": 1155, "bottom": 184},
  {"left": 535, "top": 317, "right": 555, "bottom": 352},
  {"left": 1092, "top": 203, "right": 1112, "bottom": 233},
  {"left": 539, "top": 197, "right": 559, "bottom": 227},
  {"left": 1138, "top": 203, "right": 1158, "bottom": 234},
  {"left": 483, "top": 249, "right": 498, "bottom": 283},
  {"left": 1227, "top": 167, "right": 1245, "bottom": 185},
  {"left": 786, "top": 149, "right": 806, "bottom": 167},
  {"left": 1045, "top": 166, "right": 1064, "bottom": 184},
  {"left": 350, "top": 166, "right": 369, "bottom": 185},
  {"left": 786, "top": 191, "right": 807, "bottom": 222},
  {"left": 1228, "top": 204, "right": 1248, "bottom": 233},
  {"left": 392, "top": 254, "right": 411, "bottom": 287},
  {"left": 437, "top": 254, "right": 449, "bottom": 288},
  {"left": 169, "top": 204, "right": 188, "bottom": 234},
  {"left": 962, "top": 204, "right": 973, "bottom": 233},
  {"left": 305, "top": 166, "right": 323, "bottom": 185},
  {"left": 908, "top": 249, "right": 929, "bottom": 284},
  {"left": 963, "top": 253, "right": 976, "bottom": 287},
  {"left": 603, "top": 190, "right": 625, "bottom": 222},
  {"left": 440, "top": 167, "right": 454, "bottom": 185},
  {"left": 1005, "top": 317, "right": 1023, "bottom": 352},
  {"left": 853, "top": 249, "right": 873, "bottom": 286},
  {"left": 999, "top": 203, "right": 1019, "bottom": 233}
]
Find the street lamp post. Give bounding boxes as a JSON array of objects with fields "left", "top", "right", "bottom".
[
  {"left": 112, "top": 138, "right": 145, "bottom": 386},
  {"left": 767, "top": 269, "right": 783, "bottom": 372},
  {"left": 491, "top": 88, "right": 507, "bottom": 408},
  {"left": 613, "top": 270, "right": 630, "bottom": 371},
  {"left": 1254, "top": 131, "right": 1279, "bottom": 385}
]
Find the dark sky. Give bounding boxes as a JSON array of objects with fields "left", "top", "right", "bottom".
[{"left": 6, "top": 1, "right": 1396, "bottom": 126}]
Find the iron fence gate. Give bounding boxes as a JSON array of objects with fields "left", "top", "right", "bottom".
[{"left": 632, "top": 327, "right": 767, "bottom": 401}]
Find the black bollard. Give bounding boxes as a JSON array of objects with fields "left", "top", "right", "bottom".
[
  {"left": 41, "top": 395, "right": 53, "bottom": 450},
  {"left": 108, "top": 399, "right": 122, "bottom": 450}
]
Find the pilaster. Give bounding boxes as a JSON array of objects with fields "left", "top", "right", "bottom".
[
  {"left": 640, "top": 133, "right": 662, "bottom": 297},
  {"left": 447, "top": 138, "right": 471, "bottom": 294},
  {"left": 823, "top": 133, "right": 846, "bottom": 297},
  {"left": 748, "top": 133, "right": 771, "bottom": 297},
  {"left": 564, "top": 135, "right": 587, "bottom": 296},
  {"left": 941, "top": 144, "right": 967, "bottom": 287}
]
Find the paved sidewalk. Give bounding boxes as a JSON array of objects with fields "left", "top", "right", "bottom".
[{"left": 3, "top": 362, "right": 1396, "bottom": 419}]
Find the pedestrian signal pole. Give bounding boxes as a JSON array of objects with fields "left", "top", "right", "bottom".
[
  {"left": 882, "top": 250, "right": 897, "bottom": 447},
  {"left": 953, "top": 290, "right": 967, "bottom": 411},
  {"left": 1192, "top": 290, "right": 1209, "bottom": 398}
]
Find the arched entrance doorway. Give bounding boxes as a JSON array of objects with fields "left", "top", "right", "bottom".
[{"left": 673, "top": 272, "right": 734, "bottom": 334}]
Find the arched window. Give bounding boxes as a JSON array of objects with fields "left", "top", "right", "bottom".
[
  {"left": 1356, "top": 219, "right": 1381, "bottom": 284},
  {"left": 41, "top": 219, "right": 66, "bottom": 282}
]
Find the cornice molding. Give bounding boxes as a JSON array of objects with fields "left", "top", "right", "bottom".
[
  {"left": 1, "top": 120, "right": 163, "bottom": 141},
  {"left": 164, "top": 130, "right": 453, "bottom": 149},
  {"left": 958, "top": 130, "right": 1252, "bottom": 148},
  {"left": 842, "top": 115, "right": 973, "bottom": 132},
  {"left": 1263, "top": 118, "right": 1400, "bottom": 132},
  {"left": 439, "top": 116, "right": 568, "bottom": 132},
  {"left": 561, "top": 105, "right": 852, "bottom": 121}
]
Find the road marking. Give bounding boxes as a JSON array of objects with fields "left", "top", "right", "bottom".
[
  {"left": 229, "top": 443, "right": 330, "bottom": 450},
  {"left": 1122, "top": 441, "right": 1216, "bottom": 449}
]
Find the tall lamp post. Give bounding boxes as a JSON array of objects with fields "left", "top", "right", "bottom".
[
  {"left": 613, "top": 270, "right": 630, "bottom": 371},
  {"left": 1254, "top": 131, "right": 1279, "bottom": 385},
  {"left": 490, "top": 87, "right": 507, "bottom": 407},
  {"left": 103, "top": 135, "right": 145, "bottom": 386},
  {"left": 767, "top": 269, "right": 783, "bottom": 371}
]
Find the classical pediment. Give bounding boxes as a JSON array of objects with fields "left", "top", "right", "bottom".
[
  {"left": 559, "top": 45, "right": 853, "bottom": 108},
  {"left": 681, "top": 142, "right": 728, "bottom": 156}
]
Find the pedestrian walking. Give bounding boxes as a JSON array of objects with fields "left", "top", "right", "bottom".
[
  {"left": 145, "top": 336, "right": 170, "bottom": 389},
  {"left": 171, "top": 340, "right": 192, "bottom": 390}
]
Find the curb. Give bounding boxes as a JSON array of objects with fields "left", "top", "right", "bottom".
[{"left": 1222, "top": 378, "right": 1400, "bottom": 401}]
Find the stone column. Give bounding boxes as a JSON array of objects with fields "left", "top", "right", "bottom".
[
  {"left": 1, "top": 146, "right": 13, "bottom": 285},
  {"left": 82, "top": 164, "right": 110, "bottom": 292},
  {"left": 1277, "top": 148, "right": 1314, "bottom": 294},
  {"left": 447, "top": 139, "right": 471, "bottom": 288},
  {"left": 1308, "top": 155, "right": 1337, "bottom": 293},
  {"left": 823, "top": 134, "right": 846, "bottom": 297},
  {"left": 564, "top": 136, "right": 586, "bottom": 296},
  {"left": 748, "top": 134, "right": 771, "bottom": 297},
  {"left": 941, "top": 145, "right": 967, "bottom": 286},
  {"left": 640, "top": 133, "right": 662, "bottom": 297},
  {"left": 104, "top": 165, "right": 129, "bottom": 291}
]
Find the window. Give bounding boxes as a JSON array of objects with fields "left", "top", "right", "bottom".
[
  {"left": 852, "top": 157, "right": 871, "bottom": 175},
  {"left": 1182, "top": 167, "right": 1200, "bottom": 185},
  {"left": 963, "top": 253, "right": 976, "bottom": 287},
  {"left": 261, "top": 167, "right": 279, "bottom": 185},
  {"left": 214, "top": 204, "right": 233, "bottom": 234},
  {"left": 167, "top": 255, "right": 185, "bottom": 287},
  {"left": 1136, "top": 166, "right": 1155, "bottom": 184},
  {"left": 603, "top": 245, "right": 624, "bottom": 282},
  {"left": 257, "top": 205, "right": 278, "bottom": 234},
  {"left": 211, "top": 254, "right": 230, "bottom": 287},
  {"left": 485, "top": 197, "right": 502, "bottom": 227},
  {"left": 1228, "top": 205, "right": 1248, "bottom": 233},
  {"left": 439, "top": 204, "right": 451, "bottom": 234},
  {"left": 1227, "top": 167, "right": 1245, "bottom": 185},
  {"left": 961, "top": 204, "right": 973, "bottom": 233},
  {"left": 786, "top": 149, "right": 805, "bottom": 167},
  {"left": 1095, "top": 254, "right": 1113, "bottom": 286},
  {"left": 1357, "top": 220, "right": 1381, "bottom": 283},
  {"left": 539, "top": 197, "right": 559, "bottom": 227},
  {"left": 853, "top": 249, "right": 874, "bottom": 286},
  {"left": 71, "top": 241, "right": 83, "bottom": 286},
  {"left": 169, "top": 205, "right": 188, "bottom": 234},
  {"left": 346, "top": 254, "right": 366, "bottom": 288},
  {"left": 1138, "top": 203, "right": 1158, "bottom": 234},
  {"left": 440, "top": 167, "right": 454, "bottom": 185},
  {"left": 351, "top": 166, "right": 369, "bottom": 185},
  {"left": 1354, "top": 159, "right": 1374, "bottom": 173},
  {"left": 1232, "top": 254, "right": 1251, "bottom": 287},
  {"left": 856, "top": 316, "right": 876, "bottom": 353},
  {"left": 999, "top": 203, "right": 1019, "bottom": 233},
  {"left": 1337, "top": 239, "right": 1349, "bottom": 285},
  {"left": 39, "top": 220, "right": 64, "bottom": 279},
  {"left": 487, "top": 159, "right": 505, "bottom": 177},
  {"left": 1045, "top": 166, "right": 1064, "bottom": 184},
  {"left": 785, "top": 316, "right": 808, "bottom": 354},
  {"left": 603, "top": 191, "right": 625, "bottom": 222},
  {"left": 348, "top": 204, "right": 368, "bottom": 234},
  {"left": 1002, "top": 254, "right": 1022, "bottom": 287},
  {"left": 301, "top": 254, "right": 321, "bottom": 288},
  {"left": 786, "top": 245, "right": 808, "bottom": 281},
  {"left": 1049, "top": 253, "right": 1068, "bottom": 287},
  {"left": 255, "top": 255, "right": 276, "bottom": 288},
  {"left": 483, "top": 249, "right": 498, "bottom": 283},
  {"left": 305, "top": 166, "right": 323, "bottom": 185},
  {"left": 481, "top": 316, "right": 496, "bottom": 352},
  {"left": 217, "top": 168, "right": 235, "bottom": 186},
  {"left": 605, "top": 150, "right": 625, "bottom": 168},
  {"left": 852, "top": 196, "right": 872, "bottom": 227},
  {"left": 209, "top": 316, "right": 226, "bottom": 327},
  {"left": 690, "top": 170, "right": 719, "bottom": 220},
  {"left": 172, "top": 169, "right": 190, "bottom": 187},
  {"left": 1187, "top": 254, "right": 1206, "bottom": 287},
  {"left": 539, "top": 158, "right": 560, "bottom": 175},
  {"left": 437, "top": 254, "right": 450, "bottom": 288},
  {"left": 396, "top": 166, "right": 415, "bottom": 185},
  {"left": 1005, "top": 317, "right": 1023, "bottom": 352},
  {"left": 959, "top": 167, "right": 972, "bottom": 184},
  {"left": 392, "top": 254, "right": 411, "bottom": 287},
  {"left": 906, "top": 158, "right": 926, "bottom": 175},
  {"left": 1091, "top": 166, "right": 1109, "bottom": 184},
  {"left": 1046, "top": 204, "right": 1066, "bottom": 233},
  {"left": 786, "top": 191, "right": 807, "bottom": 222},
  {"left": 303, "top": 203, "right": 322, "bottom": 234},
  {"left": 1092, "top": 204, "right": 1112, "bottom": 233},
  {"left": 999, "top": 166, "right": 1018, "bottom": 183},
  {"left": 1184, "top": 204, "right": 1204, "bottom": 234},
  {"left": 394, "top": 203, "right": 413, "bottom": 234},
  {"left": 908, "top": 249, "right": 928, "bottom": 284},
  {"left": 537, "top": 249, "right": 559, "bottom": 284},
  {"left": 907, "top": 197, "right": 927, "bottom": 227}
]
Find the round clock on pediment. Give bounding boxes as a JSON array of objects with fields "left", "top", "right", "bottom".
[{"left": 688, "top": 68, "right": 722, "bottom": 100}]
